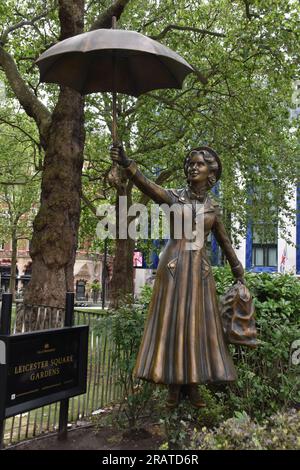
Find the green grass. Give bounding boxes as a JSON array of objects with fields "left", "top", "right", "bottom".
[{"left": 74, "top": 308, "right": 107, "bottom": 314}]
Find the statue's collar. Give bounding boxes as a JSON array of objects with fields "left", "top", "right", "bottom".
[
  {"left": 170, "top": 188, "right": 218, "bottom": 212},
  {"left": 185, "top": 187, "right": 207, "bottom": 202}
]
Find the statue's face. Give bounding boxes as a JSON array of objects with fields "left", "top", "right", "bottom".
[{"left": 187, "top": 153, "right": 209, "bottom": 184}]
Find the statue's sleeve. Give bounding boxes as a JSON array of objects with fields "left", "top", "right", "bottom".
[
  {"left": 125, "top": 160, "right": 173, "bottom": 205},
  {"left": 212, "top": 206, "right": 244, "bottom": 279}
]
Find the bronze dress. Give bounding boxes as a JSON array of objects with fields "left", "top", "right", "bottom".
[{"left": 125, "top": 161, "right": 244, "bottom": 385}]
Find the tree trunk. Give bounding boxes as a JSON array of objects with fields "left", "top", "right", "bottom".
[
  {"left": 110, "top": 238, "right": 135, "bottom": 308},
  {"left": 23, "top": 0, "right": 85, "bottom": 312},
  {"left": 24, "top": 90, "right": 85, "bottom": 309},
  {"left": 110, "top": 178, "right": 135, "bottom": 308},
  {"left": 1, "top": 0, "right": 131, "bottom": 332},
  {"left": 9, "top": 228, "right": 17, "bottom": 302}
]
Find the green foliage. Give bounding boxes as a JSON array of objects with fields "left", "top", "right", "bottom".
[
  {"left": 95, "top": 287, "right": 154, "bottom": 431},
  {"left": 121, "top": 0, "right": 299, "bottom": 235},
  {"left": 100, "top": 269, "right": 299, "bottom": 433},
  {"left": 158, "top": 386, "right": 227, "bottom": 450},
  {"left": 93, "top": 270, "right": 299, "bottom": 446},
  {"left": 0, "top": 118, "right": 41, "bottom": 243},
  {"left": 76, "top": 0, "right": 300, "bottom": 242},
  {"left": 1, "top": 1, "right": 299, "bottom": 435},
  {"left": 213, "top": 267, "right": 300, "bottom": 419},
  {"left": 189, "top": 409, "right": 300, "bottom": 450},
  {"left": 1, "top": 0, "right": 298, "bottom": 258},
  {"left": 212, "top": 264, "right": 234, "bottom": 296},
  {"left": 90, "top": 281, "right": 101, "bottom": 292}
]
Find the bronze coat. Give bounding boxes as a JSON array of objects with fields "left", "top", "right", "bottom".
[{"left": 126, "top": 161, "right": 244, "bottom": 385}]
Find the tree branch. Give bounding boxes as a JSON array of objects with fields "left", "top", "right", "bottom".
[
  {"left": 81, "top": 193, "right": 100, "bottom": 217},
  {"left": 243, "top": 0, "right": 260, "bottom": 19},
  {"left": 0, "top": 8, "right": 54, "bottom": 45},
  {"left": 138, "top": 168, "right": 174, "bottom": 206},
  {"left": 150, "top": 24, "right": 226, "bottom": 41},
  {"left": 0, "top": 0, "right": 130, "bottom": 150},
  {"left": 0, "top": 117, "right": 41, "bottom": 148},
  {"left": 0, "top": 47, "right": 51, "bottom": 147},
  {"left": 0, "top": 3, "right": 56, "bottom": 145},
  {"left": 89, "top": 0, "right": 131, "bottom": 30}
]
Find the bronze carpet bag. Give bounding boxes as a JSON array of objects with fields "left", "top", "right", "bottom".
[{"left": 220, "top": 282, "right": 258, "bottom": 348}]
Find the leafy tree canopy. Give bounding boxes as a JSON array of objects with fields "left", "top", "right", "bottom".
[{"left": 1, "top": 0, "right": 299, "bottom": 246}]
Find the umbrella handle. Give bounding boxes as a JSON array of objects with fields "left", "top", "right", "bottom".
[
  {"left": 112, "top": 89, "right": 117, "bottom": 146},
  {"left": 112, "top": 16, "right": 118, "bottom": 147}
]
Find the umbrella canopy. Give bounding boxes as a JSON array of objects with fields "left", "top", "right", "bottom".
[{"left": 36, "top": 28, "right": 194, "bottom": 97}]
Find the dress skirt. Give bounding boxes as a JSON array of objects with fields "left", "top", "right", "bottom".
[{"left": 134, "top": 238, "right": 237, "bottom": 385}]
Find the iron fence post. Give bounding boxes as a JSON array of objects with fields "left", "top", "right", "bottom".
[
  {"left": 102, "top": 238, "right": 108, "bottom": 310},
  {"left": 0, "top": 293, "right": 12, "bottom": 449},
  {"left": 58, "top": 292, "right": 74, "bottom": 440}
]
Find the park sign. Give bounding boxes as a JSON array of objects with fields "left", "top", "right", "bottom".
[
  {"left": 0, "top": 326, "right": 88, "bottom": 419},
  {"left": 0, "top": 293, "right": 88, "bottom": 447}
]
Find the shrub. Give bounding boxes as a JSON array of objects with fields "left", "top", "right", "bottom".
[
  {"left": 189, "top": 409, "right": 300, "bottom": 450},
  {"left": 94, "top": 286, "right": 154, "bottom": 431},
  {"left": 94, "top": 269, "right": 300, "bottom": 433},
  {"left": 142, "top": 269, "right": 300, "bottom": 423},
  {"left": 213, "top": 268, "right": 300, "bottom": 420},
  {"left": 158, "top": 386, "right": 227, "bottom": 450}
]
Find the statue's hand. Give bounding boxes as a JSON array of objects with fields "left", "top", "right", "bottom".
[{"left": 110, "top": 144, "right": 131, "bottom": 167}]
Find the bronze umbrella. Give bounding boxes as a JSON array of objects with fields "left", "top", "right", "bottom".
[{"left": 36, "top": 18, "right": 194, "bottom": 144}]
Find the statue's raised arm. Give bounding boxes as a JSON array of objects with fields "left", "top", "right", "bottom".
[{"left": 110, "top": 145, "right": 172, "bottom": 205}]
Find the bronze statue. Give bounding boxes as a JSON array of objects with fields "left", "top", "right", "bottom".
[{"left": 111, "top": 144, "right": 245, "bottom": 409}]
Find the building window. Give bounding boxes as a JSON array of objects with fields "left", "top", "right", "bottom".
[
  {"left": 206, "top": 232, "right": 222, "bottom": 266},
  {"left": 251, "top": 225, "right": 278, "bottom": 268},
  {"left": 76, "top": 280, "right": 86, "bottom": 300}
]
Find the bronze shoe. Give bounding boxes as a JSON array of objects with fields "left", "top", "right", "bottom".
[
  {"left": 166, "top": 385, "right": 181, "bottom": 409},
  {"left": 186, "top": 384, "right": 206, "bottom": 408}
]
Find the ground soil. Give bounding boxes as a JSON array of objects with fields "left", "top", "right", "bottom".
[{"left": 6, "top": 423, "right": 165, "bottom": 451}]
